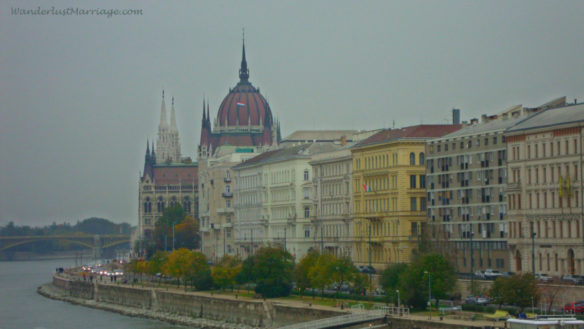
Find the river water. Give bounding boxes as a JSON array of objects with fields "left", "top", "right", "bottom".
[{"left": 0, "top": 258, "right": 186, "bottom": 329}]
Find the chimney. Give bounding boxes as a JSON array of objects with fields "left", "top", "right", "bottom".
[{"left": 452, "top": 108, "right": 461, "bottom": 125}]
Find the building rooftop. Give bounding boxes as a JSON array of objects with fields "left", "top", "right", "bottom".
[
  {"left": 355, "top": 124, "right": 462, "bottom": 148},
  {"left": 506, "top": 103, "right": 584, "bottom": 133},
  {"left": 234, "top": 143, "right": 340, "bottom": 169},
  {"left": 282, "top": 130, "right": 358, "bottom": 143}
]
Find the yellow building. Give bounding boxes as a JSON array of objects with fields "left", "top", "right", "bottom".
[{"left": 352, "top": 125, "right": 461, "bottom": 270}]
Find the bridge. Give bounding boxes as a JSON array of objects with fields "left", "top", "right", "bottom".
[{"left": 0, "top": 234, "right": 130, "bottom": 258}]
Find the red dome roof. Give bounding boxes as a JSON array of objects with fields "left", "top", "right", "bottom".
[{"left": 216, "top": 82, "right": 272, "bottom": 128}]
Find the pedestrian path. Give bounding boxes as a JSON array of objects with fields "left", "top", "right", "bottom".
[{"left": 277, "top": 310, "right": 385, "bottom": 329}]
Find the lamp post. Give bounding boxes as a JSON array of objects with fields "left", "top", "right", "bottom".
[
  {"left": 531, "top": 223, "right": 536, "bottom": 275},
  {"left": 424, "top": 270, "right": 432, "bottom": 320},
  {"left": 396, "top": 289, "right": 400, "bottom": 309}
]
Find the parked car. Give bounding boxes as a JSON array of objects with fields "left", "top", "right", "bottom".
[
  {"left": 535, "top": 273, "right": 553, "bottom": 283},
  {"left": 483, "top": 269, "right": 503, "bottom": 280},
  {"left": 358, "top": 265, "right": 376, "bottom": 274},
  {"left": 562, "top": 274, "right": 584, "bottom": 285},
  {"left": 465, "top": 295, "right": 489, "bottom": 305},
  {"left": 563, "top": 302, "right": 584, "bottom": 314},
  {"left": 501, "top": 271, "right": 515, "bottom": 278},
  {"left": 474, "top": 270, "right": 485, "bottom": 280}
]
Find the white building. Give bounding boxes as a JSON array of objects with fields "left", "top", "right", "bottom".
[{"left": 233, "top": 143, "right": 340, "bottom": 259}]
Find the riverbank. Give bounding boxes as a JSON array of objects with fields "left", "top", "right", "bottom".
[
  {"left": 38, "top": 274, "right": 346, "bottom": 328},
  {"left": 38, "top": 283, "right": 253, "bottom": 328}
]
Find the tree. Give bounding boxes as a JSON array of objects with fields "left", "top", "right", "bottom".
[
  {"left": 153, "top": 204, "right": 187, "bottom": 252},
  {"left": 253, "top": 246, "right": 294, "bottom": 298},
  {"left": 236, "top": 256, "right": 256, "bottom": 285},
  {"left": 187, "top": 251, "right": 213, "bottom": 291},
  {"left": 212, "top": 255, "right": 242, "bottom": 290},
  {"left": 163, "top": 248, "right": 194, "bottom": 287},
  {"left": 380, "top": 263, "right": 409, "bottom": 301},
  {"left": 329, "top": 256, "right": 358, "bottom": 294},
  {"left": 294, "top": 250, "right": 319, "bottom": 295},
  {"left": 489, "top": 274, "right": 540, "bottom": 310},
  {"left": 308, "top": 253, "right": 335, "bottom": 296},
  {"left": 174, "top": 215, "right": 200, "bottom": 250},
  {"left": 398, "top": 253, "right": 456, "bottom": 309}
]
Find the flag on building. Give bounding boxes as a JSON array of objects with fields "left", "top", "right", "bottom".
[
  {"left": 236, "top": 102, "right": 245, "bottom": 107},
  {"left": 362, "top": 184, "right": 372, "bottom": 192}
]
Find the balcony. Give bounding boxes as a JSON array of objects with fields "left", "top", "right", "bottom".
[
  {"left": 222, "top": 192, "right": 233, "bottom": 198},
  {"left": 224, "top": 177, "right": 231, "bottom": 183},
  {"left": 216, "top": 208, "right": 234, "bottom": 214}
]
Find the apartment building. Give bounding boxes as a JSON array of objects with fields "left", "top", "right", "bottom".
[{"left": 506, "top": 102, "right": 584, "bottom": 275}]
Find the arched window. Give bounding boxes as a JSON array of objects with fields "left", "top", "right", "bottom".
[
  {"left": 183, "top": 196, "right": 191, "bottom": 213},
  {"left": 169, "top": 196, "right": 177, "bottom": 208},
  {"left": 157, "top": 197, "right": 165, "bottom": 213},
  {"left": 144, "top": 197, "right": 152, "bottom": 213},
  {"left": 419, "top": 152, "right": 425, "bottom": 165},
  {"left": 410, "top": 152, "right": 415, "bottom": 165}
]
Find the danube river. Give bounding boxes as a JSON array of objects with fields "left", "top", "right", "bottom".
[{"left": 0, "top": 258, "right": 186, "bottom": 329}]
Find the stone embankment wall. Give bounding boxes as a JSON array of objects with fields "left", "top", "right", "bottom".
[{"left": 50, "top": 275, "right": 343, "bottom": 328}]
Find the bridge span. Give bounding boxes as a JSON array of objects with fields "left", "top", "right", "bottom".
[{"left": 0, "top": 234, "right": 130, "bottom": 258}]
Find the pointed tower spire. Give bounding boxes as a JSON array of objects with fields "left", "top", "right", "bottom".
[
  {"left": 170, "top": 96, "right": 178, "bottom": 131},
  {"left": 146, "top": 139, "right": 150, "bottom": 155},
  {"left": 159, "top": 90, "right": 168, "bottom": 128},
  {"left": 202, "top": 98, "right": 207, "bottom": 127},
  {"left": 151, "top": 141, "right": 156, "bottom": 164},
  {"left": 239, "top": 28, "right": 249, "bottom": 82},
  {"left": 206, "top": 101, "right": 211, "bottom": 128}
]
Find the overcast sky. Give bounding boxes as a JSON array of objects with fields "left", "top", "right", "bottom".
[{"left": 1, "top": 0, "right": 583, "bottom": 227}]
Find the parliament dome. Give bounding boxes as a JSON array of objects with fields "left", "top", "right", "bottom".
[{"left": 215, "top": 41, "right": 273, "bottom": 129}]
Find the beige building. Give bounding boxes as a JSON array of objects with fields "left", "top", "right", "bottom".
[
  {"left": 199, "top": 149, "right": 260, "bottom": 261},
  {"left": 506, "top": 101, "right": 584, "bottom": 276}
]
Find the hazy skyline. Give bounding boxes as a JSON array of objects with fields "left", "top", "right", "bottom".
[{"left": 1, "top": 0, "right": 583, "bottom": 226}]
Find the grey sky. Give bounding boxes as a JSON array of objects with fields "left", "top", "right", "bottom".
[{"left": 1, "top": 0, "right": 583, "bottom": 226}]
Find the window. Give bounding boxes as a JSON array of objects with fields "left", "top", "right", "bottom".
[
  {"left": 420, "top": 175, "right": 426, "bottom": 188},
  {"left": 226, "top": 200, "right": 231, "bottom": 208},
  {"left": 304, "top": 206, "right": 310, "bottom": 218},
  {"left": 304, "top": 170, "right": 309, "bottom": 181},
  {"left": 420, "top": 197, "right": 427, "bottom": 211},
  {"left": 410, "top": 152, "right": 415, "bottom": 165},
  {"left": 225, "top": 184, "right": 232, "bottom": 193},
  {"left": 303, "top": 188, "right": 310, "bottom": 199},
  {"left": 410, "top": 197, "right": 417, "bottom": 211},
  {"left": 410, "top": 175, "right": 416, "bottom": 188},
  {"left": 419, "top": 153, "right": 425, "bottom": 165},
  {"left": 485, "top": 138, "right": 489, "bottom": 146},
  {"left": 305, "top": 228, "right": 310, "bottom": 238},
  {"left": 493, "top": 136, "right": 498, "bottom": 145}
]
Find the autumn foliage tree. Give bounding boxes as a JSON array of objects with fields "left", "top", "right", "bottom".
[{"left": 211, "top": 255, "right": 242, "bottom": 290}]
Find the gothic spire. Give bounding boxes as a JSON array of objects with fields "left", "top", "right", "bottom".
[
  {"left": 146, "top": 139, "right": 150, "bottom": 155},
  {"left": 239, "top": 30, "right": 249, "bottom": 82},
  {"left": 159, "top": 90, "right": 168, "bottom": 129},
  {"left": 170, "top": 96, "right": 178, "bottom": 131},
  {"left": 206, "top": 100, "right": 211, "bottom": 128}
]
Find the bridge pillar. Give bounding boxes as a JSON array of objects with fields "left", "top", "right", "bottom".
[{"left": 93, "top": 235, "right": 101, "bottom": 259}]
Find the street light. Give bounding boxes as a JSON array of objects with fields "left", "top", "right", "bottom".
[
  {"left": 424, "top": 270, "right": 432, "bottom": 320},
  {"left": 531, "top": 223, "right": 537, "bottom": 275},
  {"left": 396, "top": 289, "right": 400, "bottom": 309}
]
